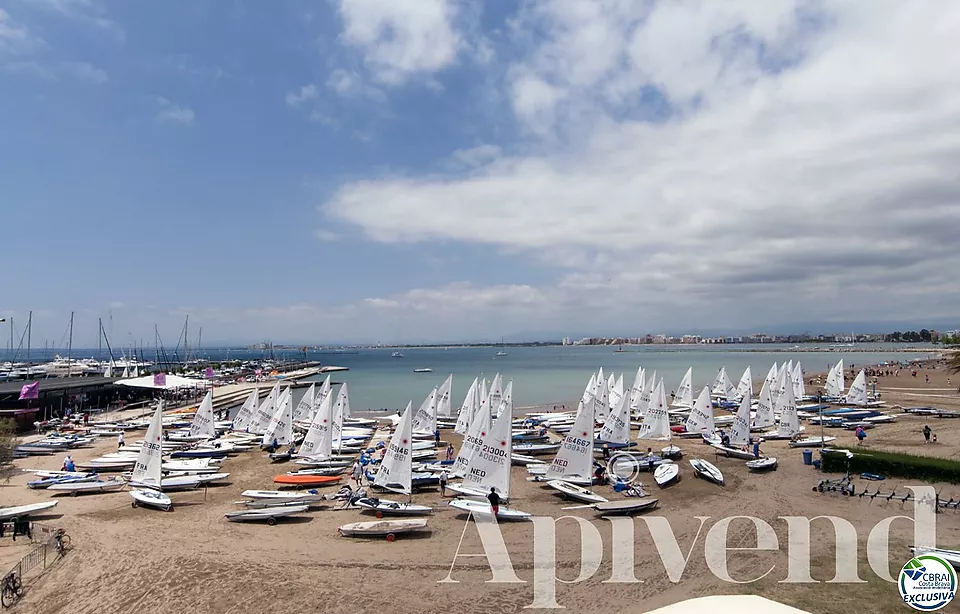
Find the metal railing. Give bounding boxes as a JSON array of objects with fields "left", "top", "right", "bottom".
[{"left": 3, "top": 523, "right": 64, "bottom": 597}]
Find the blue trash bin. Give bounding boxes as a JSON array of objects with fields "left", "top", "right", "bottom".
[{"left": 802, "top": 449, "right": 813, "bottom": 466}]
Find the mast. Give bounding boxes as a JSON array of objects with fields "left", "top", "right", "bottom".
[
  {"left": 98, "top": 318, "right": 103, "bottom": 362},
  {"left": 26, "top": 310, "right": 32, "bottom": 365},
  {"left": 197, "top": 327, "right": 202, "bottom": 362},
  {"left": 183, "top": 314, "right": 189, "bottom": 368},
  {"left": 67, "top": 311, "right": 74, "bottom": 377}
]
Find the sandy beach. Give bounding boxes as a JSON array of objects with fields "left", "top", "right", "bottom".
[{"left": 3, "top": 360, "right": 960, "bottom": 614}]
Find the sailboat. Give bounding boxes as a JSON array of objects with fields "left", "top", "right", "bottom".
[
  {"left": 249, "top": 382, "right": 280, "bottom": 434},
  {"left": 736, "top": 367, "right": 753, "bottom": 400},
  {"left": 711, "top": 390, "right": 757, "bottom": 460},
  {"left": 357, "top": 402, "right": 433, "bottom": 517},
  {"left": 292, "top": 383, "right": 316, "bottom": 423},
  {"left": 189, "top": 390, "right": 216, "bottom": 439},
  {"left": 544, "top": 400, "right": 596, "bottom": 486},
  {"left": 129, "top": 402, "right": 174, "bottom": 510},
  {"left": 639, "top": 380, "right": 681, "bottom": 458},
  {"left": 495, "top": 337, "right": 507, "bottom": 356},
  {"left": 262, "top": 387, "right": 294, "bottom": 448},
  {"left": 454, "top": 377, "right": 479, "bottom": 435},
  {"left": 683, "top": 386, "right": 715, "bottom": 438},
  {"left": 412, "top": 387, "right": 439, "bottom": 437},
  {"left": 447, "top": 375, "right": 511, "bottom": 500},
  {"left": 598, "top": 388, "right": 632, "bottom": 446},
  {"left": 672, "top": 368, "right": 694, "bottom": 408},
  {"left": 844, "top": 369, "right": 868, "bottom": 407},
  {"left": 231, "top": 389, "right": 260, "bottom": 433}
]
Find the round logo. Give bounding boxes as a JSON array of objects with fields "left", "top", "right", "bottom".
[{"left": 899, "top": 555, "right": 957, "bottom": 611}]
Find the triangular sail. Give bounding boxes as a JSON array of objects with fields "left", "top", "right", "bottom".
[
  {"left": 593, "top": 375, "right": 610, "bottom": 423},
  {"left": 598, "top": 386, "right": 631, "bottom": 444},
  {"left": 462, "top": 392, "right": 513, "bottom": 497},
  {"left": 846, "top": 369, "right": 868, "bottom": 406},
  {"left": 452, "top": 387, "right": 493, "bottom": 477},
  {"left": 778, "top": 375, "right": 800, "bottom": 437},
  {"left": 262, "top": 388, "right": 294, "bottom": 445},
  {"left": 189, "top": 391, "right": 216, "bottom": 439},
  {"left": 637, "top": 370, "right": 656, "bottom": 416},
  {"left": 454, "top": 377, "right": 479, "bottom": 435},
  {"left": 299, "top": 391, "right": 333, "bottom": 458},
  {"left": 729, "top": 389, "right": 752, "bottom": 446},
  {"left": 608, "top": 374, "right": 624, "bottom": 412},
  {"left": 764, "top": 363, "right": 779, "bottom": 392},
  {"left": 412, "top": 387, "right": 438, "bottom": 434},
  {"left": 331, "top": 384, "right": 348, "bottom": 452},
  {"left": 638, "top": 380, "right": 671, "bottom": 440},
  {"left": 628, "top": 367, "right": 645, "bottom": 411},
  {"left": 712, "top": 367, "right": 730, "bottom": 397},
  {"left": 496, "top": 380, "right": 513, "bottom": 419},
  {"left": 486, "top": 374, "right": 503, "bottom": 419},
  {"left": 546, "top": 399, "right": 596, "bottom": 481},
  {"left": 826, "top": 360, "right": 844, "bottom": 397},
  {"left": 754, "top": 377, "right": 775, "bottom": 428},
  {"left": 684, "top": 386, "right": 715, "bottom": 435},
  {"left": 582, "top": 373, "right": 597, "bottom": 407},
  {"left": 249, "top": 382, "right": 280, "bottom": 434},
  {"left": 674, "top": 367, "right": 693, "bottom": 407},
  {"left": 132, "top": 401, "right": 164, "bottom": 487},
  {"left": 231, "top": 389, "right": 259, "bottom": 432},
  {"left": 736, "top": 366, "right": 753, "bottom": 400},
  {"left": 436, "top": 374, "right": 454, "bottom": 418},
  {"left": 792, "top": 362, "right": 805, "bottom": 399},
  {"left": 374, "top": 401, "right": 413, "bottom": 494},
  {"left": 292, "top": 383, "right": 315, "bottom": 423}
]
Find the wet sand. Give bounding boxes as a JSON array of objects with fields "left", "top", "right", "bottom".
[{"left": 2, "top": 360, "right": 960, "bottom": 614}]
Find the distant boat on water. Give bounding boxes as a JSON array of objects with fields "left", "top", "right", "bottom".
[
  {"left": 414, "top": 368, "right": 433, "bottom": 373},
  {"left": 391, "top": 351, "right": 404, "bottom": 358},
  {"left": 495, "top": 336, "right": 507, "bottom": 356}
]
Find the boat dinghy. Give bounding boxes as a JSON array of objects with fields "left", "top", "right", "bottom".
[
  {"left": 47, "top": 478, "right": 126, "bottom": 495},
  {"left": 338, "top": 518, "right": 430, "bottom": 539},
  {"left": 448, "top": 498, "right": 531, "bottom": 521},
  {"left": 654, "top": 463, "right": 680, "bottom": 487},
  {"left": 690, "top": 459, "right": 724, "bottom": 485},
  {"left": 545, "top": 480, "right": 608, "bottom": 504},
  {"left": 354, "top": 497, "right": 434, "bottom": 517},
  {"left": 592, "top": 498, "right": 659, "bottom": 516},
  {"left": 225, "top": 505, "right": 309, "bottom": 525},
  {"left": 745, "top": 457, "right": 778, "bottom": 471},
  {"left": 710, "top": 444, "right": 757, "bottom": 460},
  {"left": 129, "top": 489, "right": 172, "bottom": 511},
  {"left": 0, "top": 501, "right": 58, "bottom": 520},
  {"left": 788, "top": 436, "right": 837, "bottom": 448}
]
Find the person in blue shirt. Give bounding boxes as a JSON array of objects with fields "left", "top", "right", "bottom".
[{"left": 753, "top": 440, "right": 761, "bottom": 459}]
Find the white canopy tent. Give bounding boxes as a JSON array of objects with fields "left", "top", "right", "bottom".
[
  {"left": 115, "top": 374, "right": 211, "bottom": 390},
  {"left": 644, "top": 596, "right": 810, "bottom": 613}
]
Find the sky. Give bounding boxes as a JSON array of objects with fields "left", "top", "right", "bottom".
[{"left": 1, "top": 0, "right": 959, "bottom": 348}]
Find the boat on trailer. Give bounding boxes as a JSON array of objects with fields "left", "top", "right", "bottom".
[
  {"left": 225, "top": 505, "right": 309, "bottom": 525},
  {"left": 338, "top": 518, "right": 430, "bottom": 540}
]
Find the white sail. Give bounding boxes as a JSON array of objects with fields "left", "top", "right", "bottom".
[
  {"left": 412, "top": 387, "right": 438, "bottom": 434},
  {"left": 262, "top": 388, "right": 294, "bottom": 445},
  {"left": 486, "top": 374, "right": 503, "bottom": 419},
  {"left": 637, "top": 369, "right": 657, "bottom": 416},
  {"left": 436, "top": 374, "right": 454, "bottom": 418},
  {"left": 777, "top": 374, "right": 801, "bottom": 437},
  {"left": 684, "top": 386, "right": 715, "bottom": 435},
  {"left": 771, "top": 362, "right": 790, "bottom": 408},
  {"left": 792, "top": 362, "right": 805, "bottom": 399},
  {"left": 826, "top": 360, "right": 844, "bottom": 397},
  {"left": 764, "top": 363, "right": 779, "bottom": 392},
  {"left": 628, "top": 367, "right": 645, "bottom": 410},
  {"left": 846, "top": 369, "right": 868, "bottom": 406},
  {"left": 712, "top": 367, "right": 731, "bottom": 397},
  {"left": 189, "top": 391, "right": 216, "bottom": 439},
  {"left": 496, "top": 380, "right": 513, "bottom": 419},
  {"left": 462, "top": 392, "right": 513, "bottom": 497},
  {"left": 736, "top": 366, "right": 753, "bottom": 400},
  {"left": 546, "top": 399, "right": 596, "bottom": 481},
  {"left": 231, "top": 389, "right": 259, "bottom": 432},
  {"left": 299, "top": 390, "right": 333, "bottom": 458},
  {"left": 606, "top": 372, "right": 616, "bottom": 400},
  {"left": 673, "top": 367, "right": 693, "bottom": 407},
  {"left": 292, "top": 383, "right": 315, "bottom": 423},
  {"left": 374, "top": 401, "right": 413, "bottom": 494},
  {"left": 480, "top": 378, "right": 488, "bottom": 407},
  {"left": 331, "top": 384, "right": 348, "bottom": 452},
  {"left": 132, "top": 401, "right": 164, "bottom": 487},
  {"left": 452, "top": 385, "right": 493, "bottom": 477},
  {"left": 729, "top": 389, "right": 752, "bottom": 446},
  {"left": 122, "top": 365, "right": 129, "bottom": 378},
  {"left": 754, "top": 376, "right": 775, "bottom": 428},
  {"left": 593, "top": 375, "right": 610, "bottom": 422},
  {"left": 608, "top": 374, "right": 625, "bottom": 412},
  {"left": 581, "top": 372, "right": 597, "bottom": 407},
  {"left": 598, "top": 386, "right": 631, "bottom": 444},
  {"left": 454, "top": 377, "right": 479, "bottom": 435},
  {"left": 638, "top": 380, "right": 671, "bottom": 440},
  {"left": 249, "top": 382, "right": 280, "bottom": 434}
]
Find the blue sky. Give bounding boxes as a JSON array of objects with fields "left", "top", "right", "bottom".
[{"left": 2, "top": 1, "right": 959, "bottom": 347}]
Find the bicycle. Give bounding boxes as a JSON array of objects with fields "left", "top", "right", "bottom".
[
  {"left": 1, "top": 571, "right": 23, "bottom": 608},
  {"left": 53, "top": 528, "right": 71, "bottom": 557}
]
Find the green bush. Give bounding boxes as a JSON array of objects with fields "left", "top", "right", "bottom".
[
  {"left": 0, "top": 418, "right": 16, "bottom": 477},
  {"left": 821, "top": 448, "right": 960, "bottom": 483}
]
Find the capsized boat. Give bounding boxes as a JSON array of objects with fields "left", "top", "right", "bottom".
[
  {"left": 354, "top": 497, "right": 434, "bottom": 517},
  {"left": 129, "top": 489, "right": 172, "bottom": 511},
  {"left": 47, "top": 478, "right": 126, "bottom": 495},
  {"left": 0, "top": 501, "right": 58, "bottom": 520},
  {"left": 592, "top": 498, "right": 659, "bottom": 516},
  {"left": 338, "top": 518, "right": 430, "bottom": 539},
  {"left": 225, "top": 505, "right": 309, "bottom": 525},
  {"left": 545, "top": 479, "right": 608, "bottom": 504},
  {"left": 690, "top": 458, "right": 724, "bottom": 485},
  {"left": 448, "top": 498, "right": 531, "bottom": 521},
  {"left": 654, "top": 462, "right": 680, "bottom": 487},
  {"left": 746, "top": 457, "right": 778, "bottom": 471}
]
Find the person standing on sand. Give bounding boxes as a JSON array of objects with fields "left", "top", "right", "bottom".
[
  {"left": 434, "top": 428, "right": 441, "bottom": 447},
  {"left": 439, "top": 470, "right": 448, "bottom": 496},
  {"left": 487, "top": 487, "right": 500, "bottom": 517},
  {"left": 445, "top": 443, "right": 455, "bottom": 461},
  {"left": 351, "top": 461, "right": 363, "bottom": 487},
  {"left": 117, "top": 431, "right": 125, "bottom": 451},
  {"left": 923, "top": 425, "right": 932, "bottom": 443},
  {"left": 855, "top": 426, "right": 867, "bottom": 446},
  {"left": 753, "top": 440, "right": 761, "bottom": 459}
]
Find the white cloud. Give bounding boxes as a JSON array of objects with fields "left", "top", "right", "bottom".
[
  {"left": 155, "top": 97, "right": 195, "bottom": 124},
  {"left": 0, "top": 8, "right": 42, "bottom": 56},
  {"left": 449, "top": 144, "right": 502, "bottom": 168},
  {"left": 326, "top": 68, "right": 385, "bottom": 102},
  {"left": 335, "top": 0, "right": 463, "bottom": 85},
  {"left": 314, "top": 229, "right": 339, "bottom": 242},
  {"left": 60, "top": 61, "right": 107, "bottom": 83},
  {"left": 320, "top": 1, "right": 960, "bottom": 329},
  {"left": 285, "top": 84, "right": 318, "bottom": 107}
]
